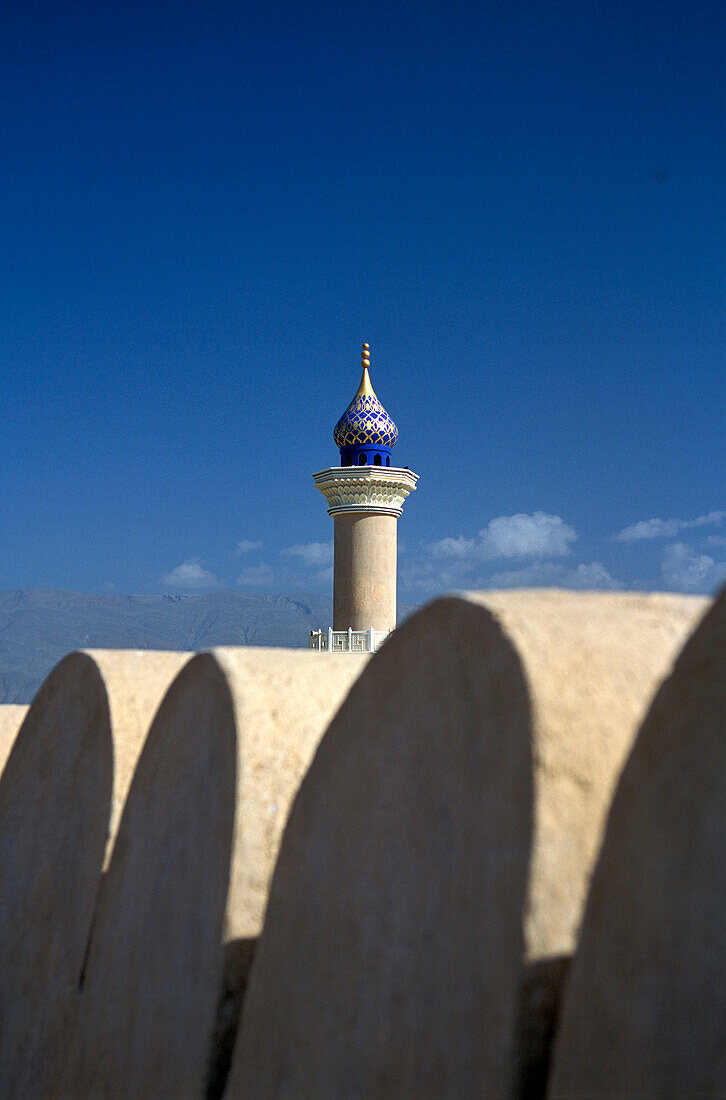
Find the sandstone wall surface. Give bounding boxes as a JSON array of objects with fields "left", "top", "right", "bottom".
[
  {"left": 468, "top": 589, "right": 707, "bottom": 959},
  {"left": 230, "top": 596, "right": 533, "bottom": 1097},
  {"left": 211, "top": 646, "right": 369, "bottom": 940},
  {"left": 0, "top": 704, "right": 28, "bottom": 773},
  {"left": 62, "top": 653, "right": 237, "bottom": 1099},
  {"left": 63, "top": 646, "right": 368, "bottom": 1098},
  {"left": 83, "top": 649, "right": 192, "bottom": 863},
  {"left": 549, "top": 585, "right": 726, "bottom": 1096}
]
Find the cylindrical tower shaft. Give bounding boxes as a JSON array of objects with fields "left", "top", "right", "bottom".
[{"left": 333, "top": 512, "right": 398, "bottom": 631}]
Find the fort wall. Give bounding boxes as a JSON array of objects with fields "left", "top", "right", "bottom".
[{"left": 0, "top": 587, "right": 721, "bottom": 1097}]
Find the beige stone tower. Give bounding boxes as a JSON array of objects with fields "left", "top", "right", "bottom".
[{"left": 312, "top": 344, "right": 418, "bottom": 650}]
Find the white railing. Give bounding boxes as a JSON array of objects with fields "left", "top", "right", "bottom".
[{"left": 309, "top": 627, "right": 390, "bottom": 653}]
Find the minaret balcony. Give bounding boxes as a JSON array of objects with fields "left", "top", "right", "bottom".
[{"left": 312, "top": 465, "right": 419, "bottom": 518}]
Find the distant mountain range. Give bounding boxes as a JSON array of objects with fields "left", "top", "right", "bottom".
[{"left": 0, "top": 589, "right": 345, "bottom": 704}]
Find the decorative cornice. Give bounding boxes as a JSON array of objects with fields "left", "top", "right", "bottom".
[{"left": 312, "top": 466, "right": 419, "bottom": 517}]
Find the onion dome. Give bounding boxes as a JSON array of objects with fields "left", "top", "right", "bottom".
[{"left": 333, "top": 344, "right": 398, "bottom": 466}]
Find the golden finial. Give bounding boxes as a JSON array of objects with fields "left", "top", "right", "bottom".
[{"left": 356, "top": 341, "right": 375, "bottom": 397}]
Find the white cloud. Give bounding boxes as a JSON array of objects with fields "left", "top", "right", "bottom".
[
  {"left": 425, "top": 513, "right": 577, "bottom": 564},
  {"left": 480, "top": 513, "right": 576, "bottom": 559},
  {"left": 236, "top": 539, "right": 263, "bottom": 555},
  {"left": 570, "top": 561, "right": 620, "bottom": 589},
  {"left": 237, "top": 563, "right": 274, "bottom": 587},
  {"left": 161, "top": 559, "right": 218, "bottom": 590},
  {"left": 612, "top": 513, "right": 726, "bottom": 593},
  {"left": 405, "top": 512, "right": 581, "bottom": 594},
  {"left": 616, "top": 518, "right": 681, "bottom": 541},
  {"left": 486, "top": 560, "right": 619, "bottom": 590},
  {"left": 615, "top": 511, "right": 726, "bottom": 542},
  {"left": 283, "top": 541, "right": 334, "bottom": 567},
  {"left": 661, "top": 542, "right": 726, "bottom": 593}
]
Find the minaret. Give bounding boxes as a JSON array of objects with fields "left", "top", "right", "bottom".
[{"left": 313, "top": 343, "right": 418, "bottom": 644}]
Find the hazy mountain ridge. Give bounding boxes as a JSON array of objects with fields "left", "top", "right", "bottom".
[{"left": 0, "top": 589, "right": 337, "bottom": 704}]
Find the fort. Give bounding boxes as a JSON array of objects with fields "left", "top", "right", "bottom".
[
  {"left": 0, "top": 348, "right": 723, "bottom": 1097},
  {"left": 0, "top": 587, "right": 723, "bottom": 1097}
]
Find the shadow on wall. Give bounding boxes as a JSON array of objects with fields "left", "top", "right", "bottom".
[
  {"left": 514, "top": 955, "right": 571, "bottom": 1100},
  {"left": 206, "top": 938, "right": 258, "bottom": 1100}
]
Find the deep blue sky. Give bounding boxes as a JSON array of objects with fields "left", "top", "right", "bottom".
[{"left": 1, "top": 0, "right": 724, "bottom": 601}]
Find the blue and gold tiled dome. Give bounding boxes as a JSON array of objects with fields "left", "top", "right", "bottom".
[{"left": 334, "top": 344, "right": 398, "bottom": 466}]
